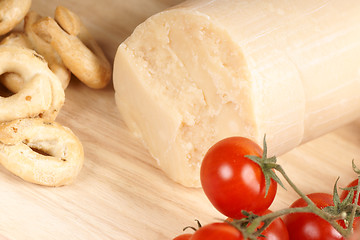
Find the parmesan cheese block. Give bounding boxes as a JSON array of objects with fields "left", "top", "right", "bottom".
[{"left": 113, "top": 0, "right": 360, "bottom": 187}]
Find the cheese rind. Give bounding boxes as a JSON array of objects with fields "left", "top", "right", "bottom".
[{"left": 113, "top": 0, "right": 360, "bottom": 187}]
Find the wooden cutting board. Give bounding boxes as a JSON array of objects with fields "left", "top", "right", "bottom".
[{"left": 0, "top": 0, "right": 360, "bottom": 239}]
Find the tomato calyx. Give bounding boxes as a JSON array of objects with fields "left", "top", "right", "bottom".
[{"left": 245, "top": 135, "right": 285, "bottom": 196}]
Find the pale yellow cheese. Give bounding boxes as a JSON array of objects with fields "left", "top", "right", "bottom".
[{"left": 113, "top": 0, "right": 360, "bottom": 187}]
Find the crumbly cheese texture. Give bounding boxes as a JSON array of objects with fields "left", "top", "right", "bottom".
[{"left": 113, "top": 0, "right": 360, "bottom": 187}]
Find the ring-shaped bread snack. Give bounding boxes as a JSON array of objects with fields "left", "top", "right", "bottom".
[
  {"left": 0, "top": 118, "right": 84, "bottom": 186},
  {"left": 0, "top": 0, "right": 32, "bottom": 35},
  {"left": 0, "top": 45, "right": 65, "bottom": 122},
  {"left": 33, "top": 6, "right": 111, "bottom": 89},
  {"left": 0, "top": 32, "right": 32, "bottom": 93},
  {"left": 24, "top": 11, "right": 71, "bottom": 90}
]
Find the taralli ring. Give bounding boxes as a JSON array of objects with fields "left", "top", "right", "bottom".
[
  {"left": 0, "top": 118, "right": 84, "bottom": 186},
  {"left": 0, "top": 32, "right": 32, "bottom": 93},
  {"left": 24, "top": 11, "right": 71, "bottom": 90},
  {"left": 0, "top": 45, "right": 65, "bottom": 122},
  {"left": 33, "top": 6, "right": 112, "bottom": 89},
  {"left": 0, "top": 0, "right": 32, "bottom": 36}
]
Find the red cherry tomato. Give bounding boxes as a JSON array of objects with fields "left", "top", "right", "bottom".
[
  {"left": 227, "top": 210, "right": 289, "bottom": 240},
  {"left": 173, "top": 233, "right": 193, "bottom": 240},
  {"left": 258, "top": 210, "right": 289, "bottom": 240},
  {"left": 190, "top": 222, "right": 243, "bottom": 240},
  {"left": 200, "top": 137, "right": 277, "bottom": 219},
  {"left": 283, "top": 193, "right": 344, "bottom": 240}
]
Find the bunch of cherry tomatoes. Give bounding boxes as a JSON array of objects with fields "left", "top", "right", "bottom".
[{"left": 172, "top": 137, "right": 360, "bottom": 240}]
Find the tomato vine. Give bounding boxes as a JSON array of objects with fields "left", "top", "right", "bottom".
[{"left": 173, "top": 136, "right": 360, "bottom": 239}]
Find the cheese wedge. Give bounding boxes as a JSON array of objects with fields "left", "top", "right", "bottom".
[{"left": 113, "top": 0, "right": 360, "bottom": 187}]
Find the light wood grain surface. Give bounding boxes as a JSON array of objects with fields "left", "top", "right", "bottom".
[{"left": 0, "top": 0, "right": 359, "bottom": 239}]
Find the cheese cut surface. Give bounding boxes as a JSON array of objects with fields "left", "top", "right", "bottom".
[{"left": 113, "top": 0, "right": 360, "bottom": 187}]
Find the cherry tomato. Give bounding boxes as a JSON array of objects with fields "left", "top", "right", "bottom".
[
  {"left": 190, "top": 222, "right": 243, "bottom": 240},
  {"left": 173, "top": 233, "right": 193, "bottom": 240},
  {"left": 257, "top": 210, "right": 289, "bottom": 240},
  {"left": 200, "top": 137, "right": 277, "bottom": 219},
  {"left": 283, "top": 193, "right": 344, "bottom": 240},
  {"left": 227, "top": 210, "right": 289, "bottom": 240}
]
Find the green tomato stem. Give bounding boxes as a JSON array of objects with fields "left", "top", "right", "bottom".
[
  {"left": 232, "top": 161, "right": 350, "bottom": 238},
  {"left": 244, "top": 206, "right": 310, "bottom": 234},
  {"left": 235, "top": 139, "right": 358, "bottom": 238},
  {"left": 243, "top": 206, "right": 346, "bottom": 236},
  {"left": 274, "top": 165, "right": 316, "bottom": 208}
]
